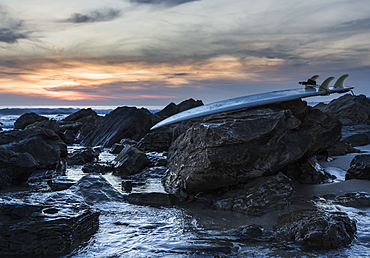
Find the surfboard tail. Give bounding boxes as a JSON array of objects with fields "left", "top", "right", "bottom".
[
  {"left": 334, "top": 74, "right": 349, "bottom": 88},
  {"left": 319, "top": 76, "right": 335, "bottom": 91}
]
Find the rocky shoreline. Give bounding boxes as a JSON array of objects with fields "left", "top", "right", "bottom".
[{"left": 2, "top": 94, "right": 370, "bottom": 256}]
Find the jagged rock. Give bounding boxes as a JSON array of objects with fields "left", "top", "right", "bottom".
[
  {"left": 326, "top": 140, "right": 360, "bottom": 156},
  {"left": 283, "top": 156, "right": 335, "bottom": 184},
  {"left": 14, "top": 112, "right": 48, "bottom": 129},
  {"left": 80, "top": 107, "right": 157, "bottom": 147},
  {"left": 164, "top": 99, "right": 341, "bottom": 194},
  {"left": 68, "top": 174, "right": 125, "bottom": 203},
  {"left": 63, "top": 108, "right": 98, "bottom": 122},
  {"left": 212, "top": 173, "right": 294, "bottom": 215},
  {"left": 0, "top": 127, "right": 67, "bottom": 187},
  {"left": 113, "top": 145, "right": 150, "bottom": 177},
  {"left": 0, "top": 197, "right": 99, "bottom": 256},
  {"left": 275, "top": 209, "right": 356, "bottom": 249},
  {"left": 346, "top": 154, "right": 370, "bottom": 180},
  {"left": 315, "top": 94, "right": 370, "bottom": 124},
  {"left": 67, "top": 147, "right": 99, "bottom": 165},
  {"left": 155, "top": 98, "right": 203, "bottom": 119},
  {"left": 126, "top": 192, "right": 179, "bottom": 206}
]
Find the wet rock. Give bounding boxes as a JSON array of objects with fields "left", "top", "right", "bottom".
[
  {"left": 326, "top": 140, "right": 360, "bottom": 156},
  {"left": 138, "top": 123, "right": 191, "bottom": 152},
  {"left": 346, "top": 154, "right": 370, "bottom": 180},
  {"left": 0, "top": 127, "right": 67, "bottom": 187},
  {"left": 80, "top": 106, "right": 157, "bottom": 147},
  {"left": 234, "top": 224, "right": 275, "bottom": 242},
  {"left": 315, "top": 94, "right": 370, "bottom": 124},
  {"left": 68, "top": 174, "right": 125, "bottom": 203},
  {"left": 212, "top": 173, "right": 294, "bottom": 215},
  {"left": 113, "top": 145, "right": 150, "bottom": 177},
  {"left": 67, "top": 147, "right": 99, "bottom": 165},
  {"left": 48, "top": 176, "right": 77, "bottom": 191},
  {"left": 82, "top": 162, "right": 114, "bottom": 174},
  {"left": 14, "top": 112, "right": 48, "bottom": 129},
  {"left": 0, "top": 197, "right": 99, "bottom": 257},
  {"left": 275, "top": 209, "right": 356, "bottom": 249},
  {"left": 126, "top": 192, "right": 179, "bottom": 206},
  {"left": 165, "top": 99, "right": 341, "bottom": 194},
  {"left": 283, "top": 156, "right": 335, "bottom": 184},
  {"left": 334, "top": 192, "right": 370, "bottom": 208}
]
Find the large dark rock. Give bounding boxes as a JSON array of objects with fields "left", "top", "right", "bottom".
[
  {"left": 333, "top": 192, "right": 370, "bottom": 208},
  {"left": 155, "top": 98, "right": 203, "bottom": 119},
  {"left": 112, "top": 145, "right": 150, "bottom": 177},
  {"left": 275, "top": 209, "right": 356, "bottom": 249},
  {"left": 315, "top": 94, "right": 370, "bottom": 124},
  {"left": 68, "top": 174, "right": 125, "bottom": 203},
  {"left": 0, "top": 127, "right": 67, "bottom": 188},
  {"left": 63, "top": 108, "right": 98, "bottom": 122},
  {"left": 164, "top": 99, "right": 342, "bottom": 194},
  {"left": 14, "top": 112, "right": 48, "bottom": 129},
  {"left": 0, "top": 197, "right": 99, "bottom": 256},
  {"left": 67, "top": 147, "right": 99, "bottom": 166},
  {"left": 80, "top": 107, "right": 157, "bottom": 147},
  {"left": 212, "top": 173, "right": 294, "bottom": 215},
  {"left": 346, "top": 154, "right": 370, "bottom": 180}
]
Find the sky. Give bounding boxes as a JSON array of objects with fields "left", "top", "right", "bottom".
[{"left": 0, "top": 0, "right": 369, "bottom": 108}]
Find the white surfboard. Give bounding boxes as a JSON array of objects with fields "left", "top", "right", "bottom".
[{"left": 151, "top": 74, "right": 354, "bottom": 130}]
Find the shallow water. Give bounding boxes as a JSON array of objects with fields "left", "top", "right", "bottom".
[{"left": 61, "top": 149, "right": 370, "bottom": 257}]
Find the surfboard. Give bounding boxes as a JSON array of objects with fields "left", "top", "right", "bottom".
[{"left": 151, "top": 74, "right": 354, "bottom": 130}]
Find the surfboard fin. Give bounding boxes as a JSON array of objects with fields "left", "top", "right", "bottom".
[
  {"left": 334, "top": 74, "right": 349, "bottom": 88},
  {"left": 299, "top": 75, "right": 320, "bottom": 88},
  {"left": 319, "top": 76, "right": 335, "bottom": 91}
]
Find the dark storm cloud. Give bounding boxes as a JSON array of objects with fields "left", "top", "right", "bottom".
[
  {"left": 65, "top": 8, "right": 121, "bottom": 23},
  {"left": 129, "top": 0, "right": 199, "bottom": 7},
  {"left": 0, "top": 5, "right": 28, "bottom": 43},
  {"left": 340, "top": 18, "right": 370, "bottom": 31}
]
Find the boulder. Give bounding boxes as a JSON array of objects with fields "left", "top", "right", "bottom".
[
  {"left": 164, "top": 99, "right": 341, "bottom": 194},
  {"left": 346, "top": 154, "right": 370, "bottom": 180},
  {"left": 14, "top": 112, "right": 48, "bottom": 129},
  {"left": 113, "top": 145, "right": 150, "bottom": 177},
  {"left": 315, "top": 94, "right": 370, "bottom": 124},
  {"left": 0, "top": 197, "right": 99, "bottom": 256},
  {"left": 275, "top": 209, "right": 356, "bottom": 249},
  {"left": 82, "top": 162, "right": 114, "bottom": 174},
  {"left": 283, "top": 156, "right": 335, "bottom": 184},
  {"left": 155, "top": 98, "right": 203, "bottom": 119},
  {"left": 68, "top": 174, "right": 125, "bottom": 203},
  {"left": 62, "top": 108, "right": 98, "bottom": 122},
  {"left": 0, "top": 127, "right": 67, "bottom": 187},
  {"left": 67, "top": 147, "right": 99, "bottom": 166},
  {"left": 26, "top": 119, "right": 62, "bottom": 133},
  {"left": 80, "top": 106, "right": 157, "bottom": 147},
  {"left": 212, "top": 173, "right": 294, "bottom": 215}
]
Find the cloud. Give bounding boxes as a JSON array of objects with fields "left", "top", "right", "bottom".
[
  {"left": 65, "top": 8, "right": 121, "bottom": 23},
  {"left": 0, "top": 5, "right": 28, "bottom": 43},
  {"left": 129, "top": 0, "right": 199, "bottom": 7}
]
